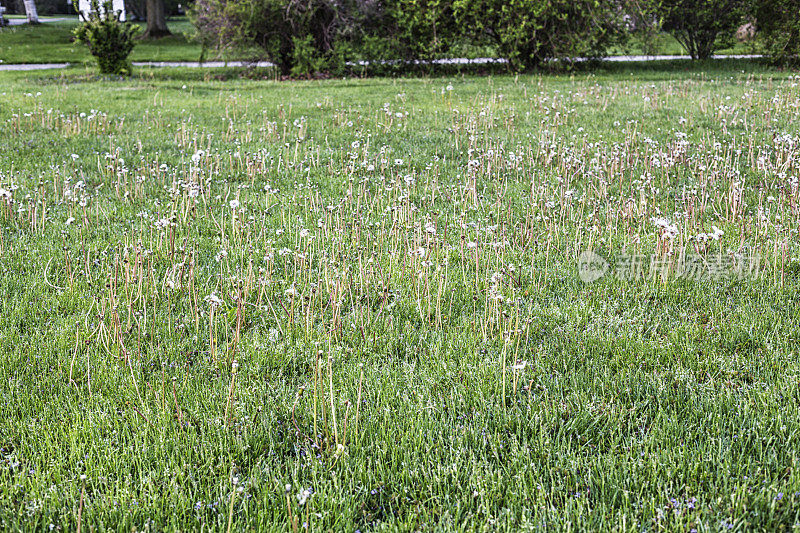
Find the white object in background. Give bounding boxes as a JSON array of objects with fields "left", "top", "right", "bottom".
[
  {"left": 78, "top": 0, "right": 126, "bottom": 21},
  {"left": 23, "top": 0, "right": 38, "bottom": 23}
]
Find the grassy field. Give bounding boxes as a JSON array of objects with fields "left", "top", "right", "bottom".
[{"left": 1, "top": 61, "right": 800, "bottom": 531}]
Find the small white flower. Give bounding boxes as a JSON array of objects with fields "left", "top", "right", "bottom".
[
  {"left": 205, "top": 293, "right": 223, "bottom": 308},
  {"left": 297, "top": 489, "right": 312, "bottom": 506},
  {"left": 651, "top": 217, "right": 670, "bottom": 229}
]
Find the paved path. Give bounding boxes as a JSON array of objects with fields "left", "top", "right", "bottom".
[
  {"left": 132, "top": 61, "right": 275, "bottom": 68},
  {"left": 0, "top": 62, "right": 71, "bottom": 71},
  {"left": 4, "top": 17, "right": 69, "bottom": 26},
  {"left": 603, "top": 54, "right": 760, "bottom": 62},
  {"left": 0, "top": 55, "right": 764, "bottom": 72}
]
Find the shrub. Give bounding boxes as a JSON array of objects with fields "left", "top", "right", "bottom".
[
  {"left": 73, "top": 0, "right": 140, "bottom": 75},
  {"left": 190, "top": 0, "right": 624, "bottom": 75},
  {"left": 290, "top": 34, "right": 329, "bottom": 77},
  {"left": 755, "top": 0, "right": 800, "bottom": 65},
  {"left": 623, "top": 0, "right": 663, "bottom": 56},
  {"left": 383, "top": 0, "right": 458, "bottom": 63},
  {"left": 334, "top": 0, "right": 459, "bottom": 74},
  {"left": 191, "top": 0, "right": 358, "bottom": 76},
  {"left": 453, "top": 0, "right": 625, "bottom": 71},
  {"left": 658, "top": 0, "right": 748, "bottom": 59},
  {"left": 191, "top": 0, "right": 466, "bottom": 76}
]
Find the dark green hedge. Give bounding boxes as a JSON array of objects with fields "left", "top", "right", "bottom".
[{"left": 189, "top": 0, "right": 796, "bottom": 75}]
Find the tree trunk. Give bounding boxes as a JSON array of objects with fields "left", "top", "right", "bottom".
[
  {"left": 143, "top": 0, "right": 170, "bottom": 38},
  {"left": 23, "top": 0, "right": 38, "bottom": 24}
]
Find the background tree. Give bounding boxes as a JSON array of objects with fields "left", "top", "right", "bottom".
[
  {"left": 11, "top": 0, "right": 68, "bottom": 16},
  {"left": 125, "top": 0, "right": 183, "bottom": 21},
  {"left": 124, "top": 0, "right": 145, "bottom": 19},
  {"left": 143, "top": 0, "right": 171, "bottom": 37},
  {"left": 453, "top": 0, "right": 625, "bottom": 70},
  {"left": 622, "top": 0, "right": 662, "bottom": 55},
  {"left": 755, "top": 0, "right": 800, "bottom": 65},
  {"left": 192, "top": 0, "right": 350, "bottom": 76},
  {"left": 384, "top": 0, "right": 458, "bottom": 63},
  {"left": 658, "top": 0, "right": 747, "bottom": 59},
  {"left": 335, "top": 0, "right": 460, "bottom": 73},
  {"left": 22, "top": 0, "right": 39, "bottom": 23}
]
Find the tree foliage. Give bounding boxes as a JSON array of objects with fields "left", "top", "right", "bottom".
[
  {"left": 383, "top": 0, "right": 458, "bottom": 62},
  {"left": 191, "top": 0, "right": 359, "bottom": 75},
  {"left": 189, "top": 0, "right": 796, "bottom": 74},
  {"left": 755, "top": 0, "right": 800, "bottom": 65},
  {"left": 453, "top": 0, "right": 625, "bottom": 70},
  {"left": 658, "top": 0, "right": 748, "bottom": 59}
]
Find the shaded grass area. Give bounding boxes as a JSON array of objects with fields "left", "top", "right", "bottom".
[
  {"left": 609, "top": 31, "right": 760, "bottom": 57},
  {"left": 0, "top": 17, "right": 214, "bottom": 64},
  {"left": 7, "top": 56, "right": 782, "bottom": 86},
  {"left": 0, "top": 62, "right": 799, "bottom": 530}
]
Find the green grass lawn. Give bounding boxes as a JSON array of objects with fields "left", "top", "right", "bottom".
[
  {"left": 0, "top": 17, "right": 217, "bottom": 64},
  {"left": 1, "top": 61, "right": 799, "bottom": 531},
  {"left": 610, "top": 32, "right": 760, "bottom": 57}
]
